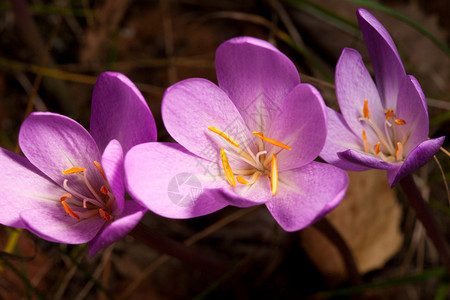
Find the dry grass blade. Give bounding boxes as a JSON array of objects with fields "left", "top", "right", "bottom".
[{"left": 118, "top": 207, "right": 259, "bottom": 299}]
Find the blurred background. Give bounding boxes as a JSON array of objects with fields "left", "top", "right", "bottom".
[{"left": 0, "top": 0, "right": 449, "bottom": 299}]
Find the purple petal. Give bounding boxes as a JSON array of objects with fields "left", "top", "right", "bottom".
[
  {"left": 266, "top": 162, "right": 348, "bottom": 232},
  {"left": 19, "top": 112, "right": 104, "bottom": 194},
  {"left": 396, "top": 75, "right": 429, "bottom": 155},
  {"left": 219, "top": 175, "right": 272, "bottom": 207},
  {"left": 90, "top": 72, "right": 157, "bottom": 154},
  {"left": 357, "top": 8, "right": 406, "bottom": 109},
  {"left": 338, "top": 149, "right": 397, "bottom": 170},
  {"left": 0, "top": 148, "right": 65, "bottom": 228},
  {"left": 125, "top": 142, "right": 228, "bottom": 218},
  {"left": 162, "top": 78, "right": 254, "bottom": 161},
  {"left": 387, "top": 136, "right": 445, "bottom": 187},
  {"left": 101, "top": 139, "right": 125, "bottom": 212},
  {"left": 267, "top": 84, "right": 326, "bottom": 171},
  {"left": 335, "top": 47, "right": 385, "bottom": 143},
  {"left": 215, "top": 36, "right": 300, "bottom": 132},
  {"left": 20, "top": 208, "right": 104, "bottom": 244},
  {"left": 89, "top": 200, "right": 146, "bottom": 257},
  {"left": 320, "top": 107, "right": 370, "bottom": 171}
]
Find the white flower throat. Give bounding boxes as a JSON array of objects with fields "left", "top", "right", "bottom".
[
  {"left": 208, "top": 126, "right": 292, "bottom": 195},
  {"left": 59, "top": 161, "right": 115, "bottom": 221},
  {"left": 359, "top": 99, "right": 407, "bottom": 162}
]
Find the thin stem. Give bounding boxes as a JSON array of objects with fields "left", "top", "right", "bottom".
[
  {"left": 313, "top": 217, "right": 363, "bottom": 285},
  {"left": 399, "top": 175, "right": 450, "bottom": 273},
  {"left": 129, "top": 222, "right": 228, "bottom": 277}
]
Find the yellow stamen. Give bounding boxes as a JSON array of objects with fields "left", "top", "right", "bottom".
[
  {"left": 208, "top": 127, "right": 240, "bottom": 148},
  {"left": 395, "top": 119, "right": 406, "bottom": 125},
  {"left": 270, "top": 154, "right": 278, "bottom": 196},
  {"left": 362, "top": 130, "right": 369, "bottom": 154},
  {"left": 100, "top": 185, "right": 108, "bottom": 195},
  {"left": 220, "top": 148, "right": 236, "bottom": 187},
  {"left": 93, "top": 161, "right": 106, "bottom": 180},
  {"left": 62, "top": 167, "right": 85, "bottom": 175},
  {"left": 252, "top": 131, "right": 291, "bottom": 150},
  {"left": 99, "top": 208, "right": 111, "bottom": 221},
  {"left": 374, "top": 142, "right": 381, "bottom": 155},
  {"left": 363, "top": 99, "right": 370, "bottom": 119},
  {"left": 385, "top": 109, "right": 394, "bottom": 120},
  {"left": 61, "top": 201, "right": 80, "bottom": 220},
  {"left": 60, "top": 192, "right": 72, "bottom": 202},
  {"left": 395, "top": 142, "right": 403, "bottom": 161},
  {"left": 236, "top": 176, "right": 249, "bottom": 185}
]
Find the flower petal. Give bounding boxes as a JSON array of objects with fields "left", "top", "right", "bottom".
[
  {"left": 125, "top": 142, "right": 228, "bottom": 218},
  {"left": 20, "top": 208, "right": 104, "bottom": 244},
  {"left": 335, "top": 47, "right": 385, "bottom": 143},
  {"left": 215, "top": 36, "right": 301, "bottom": 132},
  {"left": 267, "top": 83, "right": 327, "bottom": 171},
  {"left": 0, "top": 148, "right": 65, "bottom": 228},
  {"left": 396, "top": 75, "right": 429, "bottom": 155},
  {"left": 387, "top": 136, "right": 445, "bottom": 187},
  {"left": 19, "top": 112, "right": 103, "bottom": 192},
  {"left": 90, "top": 72, "right": 157, "bottom": 154},
  {"left": 266, "top": 162, "right": 348, "bottom": 232},
  {"left": 338, "top": 149, "right": 397, "bottom": 170},
  {"left": 89, "top": 200, "right": 146, "bottom": 257},
  {"left": 162, "top": 78, "right": 254, "bottom": 161},
  {"left": 320, "top": 107, "right": 370, "bottom": 171},
  {"left": 357, "top": 8, "right": 406, "bottom": 109},
  {"left": 101, "top": 139, "right": 125, "bottom": 212},
  {"left": 219, "top": 175, "right": 272, "bottom": 207}
]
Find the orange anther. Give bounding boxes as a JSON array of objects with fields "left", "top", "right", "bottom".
[
  {"left": 385, "top": 109, "right": 394, "bottom": 120},
  {"left": 395, "top": 119, "right": 406, "bottom": 125},
  {"left": 61, "top": 201, "right": 80, "bottom": 220},
  {"left": 236, "top": 176, "right": 249, "bottom": 185},
  {"left": 252, "top": 131, "right": 291, "bottom": 150},
  {"left": 270, "top": 154, "right": 278, "bottom": 196},
  {"left": 93, "top": 161, "right": 107, "bottom": 180},
  {"left": 99, "top": 208, "right": 111, "bottom": 221},
  {"left": 374, "top": 142, "right": 381, "bottom": 155},
  {"left": 60, "top": 193, "right": 72, "bottom": 202},
  {"left": 100, "top": 185, "right": 109, "bottom": 195},
  {"left": 362, "top": 130, "right": 369, "bottom": 154},
  {"left": 363, "top": 99, "right": 370, "bottom": 119},
  {"left": 62, "top": 167, "right": 85, "bottom": 175},
  {"left": 220, "top": 148, "right": 236, "bottom": 187},
  {"left": 208, "top": 127, "right": 240, "bottom": 148}
]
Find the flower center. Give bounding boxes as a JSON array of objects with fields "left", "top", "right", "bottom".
[
  {"left": 358, "top": 99, "right": 407, "bottom": 162},
  {"left": 60, "top": 161, "right": 115, "bottom": 221},
  {"left": 208, "top": 126, "right": 291, "bottom": 196}
]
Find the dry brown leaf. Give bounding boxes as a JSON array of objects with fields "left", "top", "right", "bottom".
[{"left": 301, "top": 169, "right": 403, "bottom": 284}]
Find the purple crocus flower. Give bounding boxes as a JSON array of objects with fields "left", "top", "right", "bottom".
[
  {"left": 125, "top": 37, "right": 349, "bottom": 232},
  {"left": 319, "top": 9, "right": 445, "bottom": 188},
  {"left": 0, "top": 72, "right": 156, "bottom": 256}
]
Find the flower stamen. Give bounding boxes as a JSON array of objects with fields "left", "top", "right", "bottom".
[
  {"left": 62, "top": 167, "right": 85, "bottom": 175},
  {"left": 363, "top": 99, "right": 370, "bottom": 119},
  {"left": 252, "top": 131, "right": 291, "bottom": 150},
  {"left": 60, "top": 192, "right": 72, "bottom": 201},
  {"left": 220, "top": 148, "right": 236, "bottom": 187},
  {"left": 61, "top": 201, "right": 80, "bottom": 220},
  {"left": 270, "top": 154, "right": 278, "bottom": 196},
  {"left": 236, "top": 176, "right": 249, "bottom": 184},
  {"left": 208, "top": 126, "right": 240, "bottom": 148},
  {"left": 99, "top": 208, "right": 111, "bottom": 221},
  {"left": 395, "top": 142, "right": 404, "bottom": 161},
  {"left": 93, "top": 161, "right": 107, "bottom": 180},
  {"left": 395, "top": 119, "right": 406, "bottom": 125},
  {"left": 362, "top": 130, "right": 369, "bottom": 154},
  {"left": 374, "top": 142, "right": 381, "bottom": 155}
]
